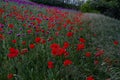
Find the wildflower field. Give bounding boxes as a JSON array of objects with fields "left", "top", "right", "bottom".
[{"left": 0, "top": 0, "right": 120, "bottom": 80}]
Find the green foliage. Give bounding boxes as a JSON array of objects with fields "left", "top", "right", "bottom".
[
  {"left": 89, "top": 0, "right": 120, "bottom": 20},
  {"left": 80, "top": 1, "right": 100, "bottom": 13},
  {"left": 30, "top": 0, "right": 80, "bottom": 10}
]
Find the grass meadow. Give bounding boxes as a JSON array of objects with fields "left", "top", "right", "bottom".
[{"left": 0, "top": 0, "right": 120, "bottom": 80}]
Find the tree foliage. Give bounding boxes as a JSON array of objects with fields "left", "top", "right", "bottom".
[
  {"left": 89, "top": 0, "right": 120, "bottom": 19},
  {"left": 30, "top": 0, "right": 80, "bottom": 10},
  {"left": 80, "top": 1, "right": 100, "bottom": 13}
]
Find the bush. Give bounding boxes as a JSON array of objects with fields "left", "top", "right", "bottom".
[
  {"left": 80, "top": 1, "right": 100, "bottom": 13},
  {"left": 89, "top": 0, "right": 120, "bottom": 20}
]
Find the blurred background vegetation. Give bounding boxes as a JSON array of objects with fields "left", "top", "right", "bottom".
[
  {"left": 80, "top": 0, "right": 120, "bottom": 20},
  {"left": 30, "top": 0, "right": 82, "bottom": 10},
  {"left": 30, "top": 0, "right": 120, "bottom": 20}
]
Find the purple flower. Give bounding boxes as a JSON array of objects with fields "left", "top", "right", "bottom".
[
  {"left": 21, "top": 33, "right": 25, "bottom": 37},
  {"left": 0, "top": 23, "right": 4, "bottom": 28},
  {"left": 16, "top": 34, "right": 21, "bottom": 37},
  {"left": 19, "top": 28, "right": 23, "bottom": 31},
  {"left": 8, "top": 30, "right": 13, "bottom": 35}
]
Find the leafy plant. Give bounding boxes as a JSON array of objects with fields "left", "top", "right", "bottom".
[{"left": 80, "top": 1, "right": 100, "bottom": 13}]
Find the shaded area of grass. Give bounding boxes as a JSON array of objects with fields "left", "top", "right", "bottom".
[{"left": 85, "top": 13, "right": 120, "bottom": 80}]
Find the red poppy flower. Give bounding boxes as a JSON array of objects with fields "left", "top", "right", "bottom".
[
  {"left": 20, "top": 48, "right": 28, "bottom": 55},
  {"left": 114, "top": 40, "right": 119, "bottom": 45},
  {"left": 50, "top": 43, "right": 60, "bottom": 49},
  {"left": 35, "top": 37, "right": 41, "bottom": 43},
  {"left": 94, "top": 60, "right": 99, "bottom": 65},
  {"left": 48, "top": 37, "right": 54, "bottom": 41},
  {"left": 66, "top": 32, "right": 73, "bottom": 37},
  {"left": 64, "top": 51, "right": 69, "bottom": 57},
  {"left": 35, "top": 18, "right": 42, "bottom": 24},
  {"left": 22, "top": 41, "right": 26, "bottom": 45},
  {"left": 41, "top": 39, "right": 46, "bottom": 44},
  {"left": 7, "top": 73, "right": 13, "bottom": 79},
  {"left": 0, "top": 8, "right": 4, "bottom": 15},
  {"left": 30, "top": 22, "right": 35, "bottom": 26},
  {"left": 12, "top": 39, "right": 16, "bottom": 44},
  {"left": 27, "top": 29, "right": 32, "bottom": 34},
  {"left": 85, "top": 52, "right": 91, "bottom": 57},
  {"left": 80, "top": 28, "right": 83, "bottom": 31},
  {"left": 69, "top": 26, "right": 73, "bottom": 30},
  {"left": 51, "top": 47, "right": 66, "bottom": 56},
  {"left": 11, "top": 6, "right": 17, "bottom": 10},
  {"left": 95, "top": 50, "right": 104, "bottom": 57},
  {"left": 63, "top": 23, "right": 67, "bottom": 28},
  {"left": 41, "top": 29, "right": 45, "bottom": 33},
  {"left": 79, "top": 38, "right": 86, "bottom": 43},
  {"left": 8, "top": 24, "right": 14, "bottom": 28},
  {"left": 21, "top": 6, "right": 25, "bottom": 8},
  {"left": 0, "top": 34, "right": 4, "bottom": 40},
  {"left": 7, "top": 48, "right": 19, "bottom": 58},
  {"left": 55, "top": 32, "right": 59, "bottom": 36},
  {"left": 51, "top": 48, "right": 58, "bottom": 56},
  {"left": 58, "top": 48, "right": 66, "bottom": 55},
  {"left": 29, "top": 44, "right": 35, "bottom": 49},
  {"left": 23, "top": 24, "right": 26, "bottom": 27},
  {"left": 0, "top": 28, "right": 3, "bottom": 31},
  {"left": 4, "top": 16, "right": 7, "bottom": 19},
  {"left": 35, "top": 29, "right": 41, "bottom": 32},
  {"left": 77, "top": 43, "right": 85, "bottom": 51},
  {"left": 66, "top": 19, "right": 71, "bottom": 24},
  {"left": 57, "top": 26, "right": 62, "bottom": 31},
  {"left": 63, "top": 59, "right": 72, "bottom": 66},
  {"left": 48, "top": 61, "right": 54, "bottom": 69},
  {"left": 86, "top": 75, "right": 94, "bottom": 80},
  {"left": 63, "top": 41, "right": 69, "bottom": 49}
]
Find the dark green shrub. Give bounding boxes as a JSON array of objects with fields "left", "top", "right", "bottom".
[
  {"left": 89, "top": 0, "right": 120, "bottom": 20},
  {"left": 30, "top": 0, "right": 80, "bottom": 10},
  {"left": 80, "top": 1, "right": 100, "bottom": 13}
]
